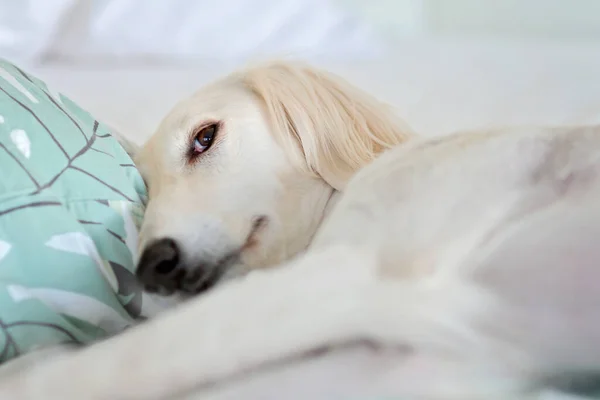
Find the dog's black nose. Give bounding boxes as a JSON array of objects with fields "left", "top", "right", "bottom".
[{"left": 136, "top": 238, "right": 181, "bottom": 295}]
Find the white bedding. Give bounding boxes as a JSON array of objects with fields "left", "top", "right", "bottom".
[
  {"left": 0, "top": 0, "right": 382, "bottom": 63},
  {"left": 20, "top": 38, "right": 600, "bottom": 144}
]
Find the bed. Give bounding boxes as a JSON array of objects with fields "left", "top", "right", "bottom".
[
  {"left": 2, "top": 2, "right": 600, "bottom": 398},
  {"left": 19, "top": 38, "right": 600, "bottom": 143},
  {"left": 0, "top": 38, "right": 598, "bottom": 399}
]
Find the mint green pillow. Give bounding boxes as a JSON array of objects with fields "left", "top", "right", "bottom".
[{"left": 0, "top": 59, "right": 148, "bottom": 363}]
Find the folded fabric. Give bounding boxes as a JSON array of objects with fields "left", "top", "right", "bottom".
[{"left": 0, "top": 58, "right": 151, "bottom": 363}]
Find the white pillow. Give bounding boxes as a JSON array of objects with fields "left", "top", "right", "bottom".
[{"left": 0, "top": 0, "right": 384, "bottom": 63}]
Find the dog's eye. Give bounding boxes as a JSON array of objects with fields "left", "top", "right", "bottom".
[{"left": 192, "top": 124, "right": 218, "bottom": 154}]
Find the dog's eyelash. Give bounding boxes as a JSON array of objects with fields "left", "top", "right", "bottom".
[{"left": 186, "top": 121, "right": 222, "bottom": 164}]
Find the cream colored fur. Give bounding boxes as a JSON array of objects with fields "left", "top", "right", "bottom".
[
  {"left": 1, "top": 62, "right": 600, "bottom": 399},
  {"left": 241, "top": 62, "right": 415, "bottom": 190},
  {"left": 134, "top": 61, "right": 415, "bottom": 285}
]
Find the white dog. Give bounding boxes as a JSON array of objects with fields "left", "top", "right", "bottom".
[{"left": 1, "top": 61, "right": 600, "bottom": 399}]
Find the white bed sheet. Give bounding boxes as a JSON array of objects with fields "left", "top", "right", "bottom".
[{"left": 21, "top": 38, "right": 600, "bottom": 144}]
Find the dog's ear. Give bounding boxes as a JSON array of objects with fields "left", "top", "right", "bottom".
[{"left": 242, "top": 62, "right": 416, "bottom": 191}]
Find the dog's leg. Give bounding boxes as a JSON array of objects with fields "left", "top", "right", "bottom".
[
  {"left": 468, "top": 187, "right": 600, "bottom": 392},
  {"left": 348, "top": 188, "right": 600, "bottom": 400},
  {"left": 0, "top": 344, "right": 79, "bottom": 381},
  {"left": 0, "top": 243, "right": 528, "bottom": 400},
  {"left": 0, "top": 245, "right": 383, "bottom": 400}
]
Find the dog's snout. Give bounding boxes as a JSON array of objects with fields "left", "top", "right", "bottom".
[{"left": 136, "top": 238, "right": 181, "bottom": 294}]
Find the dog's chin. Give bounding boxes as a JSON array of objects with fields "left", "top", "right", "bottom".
[
  {"left": 140, "top": 261, "right": 250, "bottom": 310},
  {"left": 140, "top": 291, "right": 190, "bottom": 317},
  {"left": 218, "top": 260, "right": 251, "bottom": 283},
  {"left": 139, "top": 265, "right": 270, "bottom": 318}
]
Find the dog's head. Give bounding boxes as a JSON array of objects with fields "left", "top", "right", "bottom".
[{"left": 131, "top": 61, "right": 414, "bottom": 297}]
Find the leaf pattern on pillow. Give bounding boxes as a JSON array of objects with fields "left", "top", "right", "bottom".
[
  {"left": 0, "top": 66, "right": 38, "bottom": 103},
  {"left": 0, "top": 240, "right": 10, "bottom": 262},
  {"left": 9, "top": 129, "right": 31, "bottom": 159},
  {"left": 0, "top": 58, "right": 148, "bottom": 363},
  {"left": 6, "top": 285, "right": 131, "bottom": 333}
]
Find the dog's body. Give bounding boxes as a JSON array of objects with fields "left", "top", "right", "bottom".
[{"left": 1, "top": 62, "right": 600, "bottom": 399}]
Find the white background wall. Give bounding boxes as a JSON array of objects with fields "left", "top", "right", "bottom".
[
  {"left": 3, "top": 0, "right": 600, "bottom": 65},
  {"left": 0, "top": 0, "right": 383, "bottom": 63},
  {"left": 341, "top": 0, "right": 600, "bottom": 41}
]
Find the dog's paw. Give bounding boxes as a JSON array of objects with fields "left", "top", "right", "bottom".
[{"left": 0, "top": 342, "right": 81, "bottom": 379}]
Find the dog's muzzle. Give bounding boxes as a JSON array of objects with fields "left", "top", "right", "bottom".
[
  {"left": 136, "top": 238, "right": 182, "bottom": 295},
  {"left": 136, "top": 238, "right": 238, "bottom": 296}
]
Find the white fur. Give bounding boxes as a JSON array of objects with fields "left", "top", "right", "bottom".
[
  {"left": 135, "top": 62, "right": 414, "bottom": 280},
  {"left": 1, "top": 63, "right": 600, "bottom": 399}
]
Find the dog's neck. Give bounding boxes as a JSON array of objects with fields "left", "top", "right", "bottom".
[
  {"left": 302, "top": 188, "right": 341, "bottom": 250},
  {"left": 322, "top": 189, "right": 341, "bottom": 225}
]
